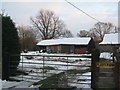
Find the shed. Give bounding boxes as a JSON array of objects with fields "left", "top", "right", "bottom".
[
  {"left": 37, "top": 37, "right": 95, "bottom": 54},
  {"left": 99, "top": 33, "right": 120, "bottom": 52}
]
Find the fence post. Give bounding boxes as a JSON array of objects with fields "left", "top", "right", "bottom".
[{"left": 91, "top": 49, "right": 100, "bottom": 89}]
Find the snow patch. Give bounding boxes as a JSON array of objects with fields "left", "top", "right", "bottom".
[{"left": 100, "top": 52, "right": 112, "bottom": 59}]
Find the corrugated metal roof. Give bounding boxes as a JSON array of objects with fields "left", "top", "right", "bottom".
[
  {"left": 100, "top": 33, "right": 120, "bottom": 44},
  {"left": 37, "top": 37, "right": 91, "bottom": 46}
]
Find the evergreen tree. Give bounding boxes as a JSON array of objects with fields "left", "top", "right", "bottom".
[{"left": 2, "top": 14, "right": 21, "bottom": 80}]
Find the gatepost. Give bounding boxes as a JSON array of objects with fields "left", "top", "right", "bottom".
[
  {"left": 115, "top": 48, "right": 120, "bottom": 89},
  {"left": 91, "top": 49, "right": 100, "bottom": 89}
]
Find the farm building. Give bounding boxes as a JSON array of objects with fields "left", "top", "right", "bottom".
[
  {"left": 99, "top": 33, "right": 120, "bottom": 52},
  {"left": 37, "top": 37, "right": 96, "bottom": 54}
]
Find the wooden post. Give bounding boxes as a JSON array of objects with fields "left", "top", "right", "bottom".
[
  {"left": 91, "top": 49, "right": 100, "bottom": 89},
  {"left": 115, "top": 49, "right": 120, "bottom": 89}
]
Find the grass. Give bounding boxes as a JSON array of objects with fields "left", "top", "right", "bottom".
[
  {"left": 67, "top": 68, "right": 91, "bottom": 74},
  {"left": 40, "top": 66, "right": 55, "bottom": 70},
  {"left": 40, "top": 66, "right": 56, "bottom": 73},
  {"left": 99, "top": 58, "right": 112, "bottom": 62}
]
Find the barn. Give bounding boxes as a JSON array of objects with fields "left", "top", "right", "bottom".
[
  {"left": 99, "top": 33, "right": 120, "bottom": 52},
  {"left": 37, "top": 37, "right": 96, "bottom": 54}
]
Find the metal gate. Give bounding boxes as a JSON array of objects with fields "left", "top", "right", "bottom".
[{"left": 9, "top": 54, "right": 92, "bottom": 88}]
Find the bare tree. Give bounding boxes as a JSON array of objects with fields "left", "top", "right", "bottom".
[
  {"left": 90, "top": 22, "right": 118, "bottom": 40},
  {"left": 77, "top": 22, "right": 118, "bottom": 41},
  {"left": 61, "top": 30, "right": 73, "bottom": 38},
  {"left": 77, "top": 30, "right": 89, "bottom": 37},
  {"left": 17, "top": 26, "right": 37, "bottom": 51},
  {"left": 30, "top": 9, "right": 73, "bottom": 40}
]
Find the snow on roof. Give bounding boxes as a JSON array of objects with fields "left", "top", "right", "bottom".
[
  {"left": 100, "top": 33, "right": 120, "bottom": 44},
  {"left": 37, "top": 37, "right": 91, "bottom": 46}
]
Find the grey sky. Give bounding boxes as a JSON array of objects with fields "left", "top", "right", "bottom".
[{"left": 1, "top": 0, "right": 118, "bottom": 36}]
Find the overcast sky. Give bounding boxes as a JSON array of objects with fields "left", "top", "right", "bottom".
[{"left": 1, "top": 0, "right": 119, "bottom": 36}]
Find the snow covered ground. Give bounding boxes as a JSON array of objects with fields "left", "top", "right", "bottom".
[
  {"left": 7, "top": 51, "right": 92, "bottom": 88},
  {"left": 3, "top": 51, "right": 111, "bottom": 89},
  {"left": 1, "top": 79, "right": 40, "bottom": 89},
  {"left": 68, "top": 72, "right": 91, "bottom": 88}
]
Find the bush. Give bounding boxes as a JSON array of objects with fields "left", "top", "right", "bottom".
[{"left": 2, "top": 14, "right": 21, "bottom": 80}]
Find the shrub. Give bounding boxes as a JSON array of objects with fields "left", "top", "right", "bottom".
[{"left": 2, "top": 14, "right": 21, "bottom": 79}]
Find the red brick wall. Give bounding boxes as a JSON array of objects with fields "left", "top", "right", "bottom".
[{"left": 75, "top": 48, "right": 87, "bottom": 54}]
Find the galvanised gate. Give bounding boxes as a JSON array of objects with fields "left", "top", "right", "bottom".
[{"left": 9, "top": 54, "right": 92, "bottom": 88}]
